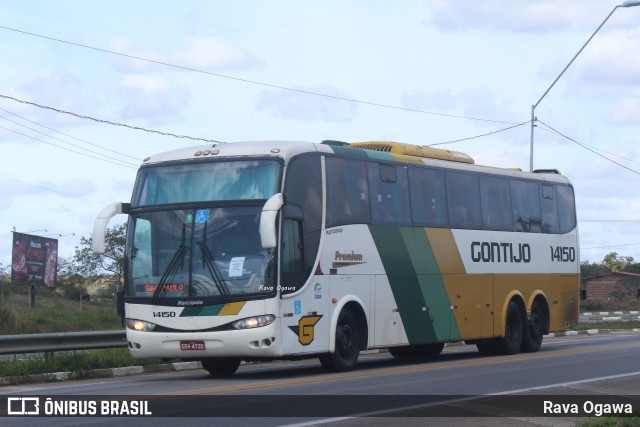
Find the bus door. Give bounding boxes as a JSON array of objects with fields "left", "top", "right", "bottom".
[{"left": 280, "top": 276, "right": 330, "bottom": 355}]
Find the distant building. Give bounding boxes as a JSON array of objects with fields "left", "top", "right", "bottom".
[{"left": 580, "top": 272, "right": 640, "bottom": 309}]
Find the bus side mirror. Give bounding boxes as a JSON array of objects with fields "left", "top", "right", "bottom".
[
  {"left": 260, "top": 193, "right": 284, "bottom": 249},
  {"left": 93, "top": 202, "right": 129, "bottom": 254}
]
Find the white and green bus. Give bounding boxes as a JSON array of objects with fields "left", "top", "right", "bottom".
[{"left": 93, "top": 140, "right": 579, "bottom": 375}]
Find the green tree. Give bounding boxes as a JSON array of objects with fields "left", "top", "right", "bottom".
[
  {"left": 580, "top": 259, "right": 610, "bottom": 279},
  {"left": 601, "top": 252, "right": 634, "bottom": 272},
  {"left": 71, "top": 223, "right": 126, "bottom": 290},
  {"left": 624, "top": 262, "right": 640, "bottom": 274}
]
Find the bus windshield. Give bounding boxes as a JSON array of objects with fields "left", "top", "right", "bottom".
[
  {"left": 128, "top": 205, "right": 275, "bottom": 301},
  {"left": 132, "top": 159, "right": 279, "bottom": 206}
]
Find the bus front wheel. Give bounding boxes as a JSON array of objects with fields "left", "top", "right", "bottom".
[{"left": 319, "top": 310, "right": 360, "bottom": 372}]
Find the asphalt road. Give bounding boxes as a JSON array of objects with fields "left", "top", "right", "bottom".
[{"left": 2, "top": 331, "right": 639, "bottom": 427}]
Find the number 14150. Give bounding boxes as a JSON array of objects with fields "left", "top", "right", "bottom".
[{"left": 550, "top": 246, "right": 575, "bottom": 262}]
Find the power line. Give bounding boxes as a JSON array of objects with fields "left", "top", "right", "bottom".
[
  {"left": 427, "top": 121, "right": 529, "bottom": 147},
  {"left": 581, "top": 242, "right": 640, "bottom": 250},
  {"left": 0, "top": 174, "right": 76, "bottom": 197},
  {"left": 0, "top": 25, "right": 520, "bottom": 126},
  {"left": 537, "top": 120, "right": 640, "bottom": 176},
  {"left": 0, "top": 106, "right": 141, "bottom": 161},
  {"left": 0, "top": 94, "right": 225, "bottom": 144},
  {"left": 0, "top": 113, "right": 140, "bottom": 167},
  {"left": 0, "top": 124, "right": 138, "bottom": 169}
]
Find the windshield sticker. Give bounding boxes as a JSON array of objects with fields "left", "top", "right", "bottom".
[
  {"left": 195, "top": 209, "right": 209, "bottom": 224},
  {"left": 229, "top": 257, "right": 245, "bottom": 277}
]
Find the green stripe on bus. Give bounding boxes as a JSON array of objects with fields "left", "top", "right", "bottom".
[
  {"left": 401, "top": 227, "right": 461, "bottom": 342},
  {"left": 369, "top": 225, "right": 438, "bottom": 344},
  {"left": 180, "top": 305, "right": 223, "bottom": 317}
]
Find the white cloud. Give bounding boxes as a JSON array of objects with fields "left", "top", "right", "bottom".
[
  {"left": 0, "top": 176, "right": 94, "bottom": 210},
  {"left": 58, "top": 178, "right": 96, "bottom": 197},
  {"left": 423, "top": 1, "right": 626, "bottom": 33},
  {"left": 108, "top": 37, "right": 164, "bottom": 73},
  {"left": 173, "top": 36, "right": 258, "bottom": 71},
  {"left": 5, "top": 70, "right": 95, "bottom": 127},
  {"left": 608, "top": 96, "right": 640, "bottom": 126},
  {"left": 117, "top": 74, "right": 190, "bottom": 124},
  {"left": 401, "top": 88, "right": 519, "bottom": 125},
  {"left": 575, "top": 29, "right": 640, "bottom": 90},
  {"left": 108, "top": 36, "right": 258, "bottom": 73},
  {"left": 257, "top": 85, "right": 357, "bottom": 122}
]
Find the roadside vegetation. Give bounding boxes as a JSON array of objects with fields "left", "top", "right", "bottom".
[
  {"left": 0, "top": 349, "right": 173, "bottom": 380},
  {"left": 0, "top": 282, "right": 121, "bottom": 335}
]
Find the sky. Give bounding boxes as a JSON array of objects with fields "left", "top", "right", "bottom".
[{"left": 1, "top": 0, "right": 640, "bottom": 271}]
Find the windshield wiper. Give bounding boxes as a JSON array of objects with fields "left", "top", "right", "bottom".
[
  {"left": 152, "top": 244, "right": 186, "bottom": 301},
  {"left": 198, "top": 241, "right": 230, "bottom": 298},
  {"left": 153, "top": 224, "right": 187, "bottom": 301}
]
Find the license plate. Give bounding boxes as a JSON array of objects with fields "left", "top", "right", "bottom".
[{"left": 180, "top": 340, "right": 205, "bottom": 351}]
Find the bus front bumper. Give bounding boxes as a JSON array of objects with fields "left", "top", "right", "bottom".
[{"left": 125, "top": 319, "right": 283, "bottom": 359}]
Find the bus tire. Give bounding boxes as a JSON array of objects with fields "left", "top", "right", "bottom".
[
  {"left": 201, "top": 358, "right": 241, "bottom": 376},
  {"left": 498, "top": 301, "right": 524, "bottom": 355},
  {"left": 319, "top": 309, "right": 360, "bottom": 372},
  {"left": 522, "top": 300, "right": 546, "bottom": 353},
  {"left": 389, "top": 343, "right": 444, "bottom": 359}
]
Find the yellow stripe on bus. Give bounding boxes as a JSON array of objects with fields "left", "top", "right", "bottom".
[
  {"left": 218, "top": 301, "right": 246, "bottom": 316},
  {"left": 425, "top": 228, "right": 465, "bottom": 274}
]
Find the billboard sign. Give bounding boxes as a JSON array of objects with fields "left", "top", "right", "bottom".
[{"left": 11, "top": 232, "right": 58, "bottom": 287}]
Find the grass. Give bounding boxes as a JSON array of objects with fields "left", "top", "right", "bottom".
[
  {"left": 0, "top": 348, "right": 175, "bottom": 380},
  {"left": 0, "top": 282, "right": 122, "bottom": 335}
]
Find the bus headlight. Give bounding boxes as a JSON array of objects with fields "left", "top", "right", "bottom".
[
  {"left": 232, "top": 315, "right": 275, "bottom": 330},
  {"left": 126, "top": 319, "right": 156, "bottom": 332}
]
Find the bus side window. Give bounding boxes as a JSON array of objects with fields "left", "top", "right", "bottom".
[
  {"left": 446, "top": 171, "right": 481, "bottom": 229},
  {"left": 479, "top": 175, "right": 512, "bottom": 230},
  {"left": 541, "top": 184, "right": 559, "bottom": 233},
  {"left": 368, "top": 163, "right": 411, "bottom": 225},
  {"left": 409, "top": 167, "right": 448, "bottom": 227},
  {"left": 511, "top": 180, "right": 542, "bottom": 233},
  {"left": 556, "top": 185, "right": 577, "bottom": 233},
  {"left": 326, "top": 157, "right": 370, "bottom": 227}
]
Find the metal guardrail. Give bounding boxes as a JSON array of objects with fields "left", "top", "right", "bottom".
[
  {"left": 0, "top": 330, "right": 126, "bottom": 355},
  {"left": 1, "top": 312, "right": 638, "bottom": 356}
]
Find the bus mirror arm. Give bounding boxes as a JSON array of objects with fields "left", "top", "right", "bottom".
[
  {"left": 260, "top": 193, "right": 284, "bottom": 249},
  {"left": 92, "top": 202, "right": 130, "bottom": 254}
]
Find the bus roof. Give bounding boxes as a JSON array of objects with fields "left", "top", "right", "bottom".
[{"left": 140, "top": 140, "right": 571, "bottom": 185}]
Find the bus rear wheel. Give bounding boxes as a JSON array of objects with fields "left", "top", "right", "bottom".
[
  {"left": 498, "top": 301, "right": 524, "bottom": 355},
  {"left": 201, "top": 358, "right": 241, "bottom": 376},
  {"left": 522, "top": 301, "right": 546, "bottom": 352},
  {"left": 319, "top": 310, "right": 360, "bottom": 372},
  {"left": 476, "top": 301, "right": 524, "bottom": 355}
]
